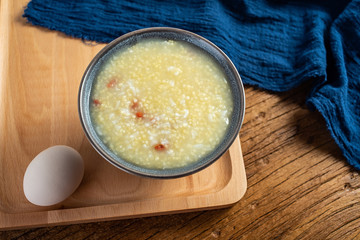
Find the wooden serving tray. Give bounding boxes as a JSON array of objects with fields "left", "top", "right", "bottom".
[{"left": 0, "top": 0, "right": 247, "bottom": 230}]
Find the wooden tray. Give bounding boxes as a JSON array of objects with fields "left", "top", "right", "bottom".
[{"left": 0, "top": 0, "right": 247, "bottom": 230}]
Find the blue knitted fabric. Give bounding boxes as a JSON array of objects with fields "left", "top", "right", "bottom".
[{"left": 23, "top": 0, "right": 360, "bottom": 169}]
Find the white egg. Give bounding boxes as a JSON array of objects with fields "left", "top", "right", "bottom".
[{"left": 23, "top": 145, "right": 84, "bottom": 206}]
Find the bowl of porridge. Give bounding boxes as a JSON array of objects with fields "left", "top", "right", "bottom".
[{"left": 78, "top": 27, "right": 245, "bottom": 178}]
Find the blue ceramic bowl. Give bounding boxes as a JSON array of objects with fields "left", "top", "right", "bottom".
[{"left": 78, "top": 27, "right": 245, "bottom": 178}]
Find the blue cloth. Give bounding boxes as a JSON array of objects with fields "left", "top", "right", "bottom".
[{"left": 23, "top": 0, "right": 360, "bottom": 169}]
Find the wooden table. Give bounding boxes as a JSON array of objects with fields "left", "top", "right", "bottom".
[{"left": 2, "top": 1, "right": 360, "bottom": 239}]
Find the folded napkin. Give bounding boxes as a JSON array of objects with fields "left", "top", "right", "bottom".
[{"left": 23, "top": 0, "right": 360, "bottom": 169}]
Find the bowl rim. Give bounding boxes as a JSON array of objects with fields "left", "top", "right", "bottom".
[{"left": 78, "top": 27, "right": 245, "bottom": 179}]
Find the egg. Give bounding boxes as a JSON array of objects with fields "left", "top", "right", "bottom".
[{"left": 23, "top": 145, "right": 84, "bottom": 206}]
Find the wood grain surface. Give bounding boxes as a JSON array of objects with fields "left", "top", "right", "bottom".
[{"left": 2, "top": 0, "right": 360, "bottom": 239}]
